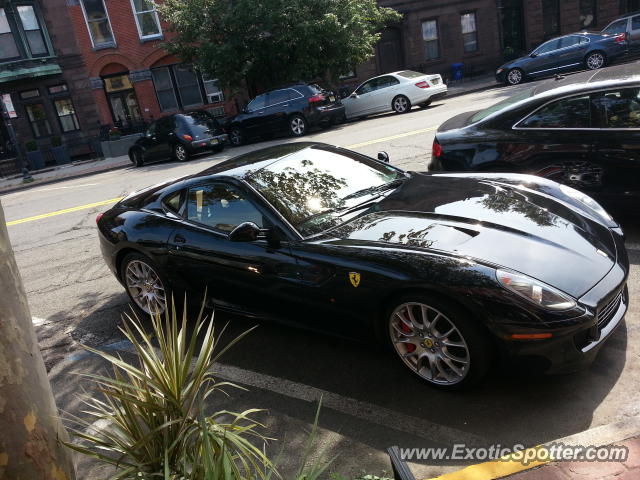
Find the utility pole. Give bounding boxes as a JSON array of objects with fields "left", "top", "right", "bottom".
[
  {"left": 0, "top": 201, "right": 75, "bottom": 479},
  {"left": 1, "top": 93, "right": 32, "bottom": 182}
]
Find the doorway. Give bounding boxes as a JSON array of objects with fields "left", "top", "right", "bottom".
[
  {"left": 103, "top": 73, "right": 143, "bottom": 128},
  {"left": 501, "top": 0, "right": 526, "bottom": 60},
  {"left": 378, "top": 28, "right": 403, "bottom": 74}
]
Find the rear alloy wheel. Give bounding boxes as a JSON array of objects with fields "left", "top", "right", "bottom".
[
  {"left": 122, "top": 254, "right": 167, "bottom": 317},
  {"left": 585, "top": 51, "right": 605, "bottom": 70},
  {"left": 392, "top": 95, "right": 411, "bottom": 114},
  {"left": 230, "top": 127, "right": 244, "bottom": 146},
  {"left": 174, "top": 144, "right": 189, "bottom": 162},
  {"left": 387, "top": 294, "right": 491, "bottom": 389},
  {"left": 506, "top": 68, "right": 524, "bottom": 85},
  {"left": 289, "top": 114, "right": 307, "bottom": 136},
  {"left": 131, "top": 149, "right": 144, "bottom": 167}
]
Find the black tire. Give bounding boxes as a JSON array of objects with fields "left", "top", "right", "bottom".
[
  {"left": 173, "top": 143, "right": 189, "bottom": 162},
  {"left": 585, "top": 51, "right": 606, "bottom": 70},
  {"left": 120, "top": 252, "right": 171, "bottom": 320},
  {"left": 289, "top": 114, "right": 307, "bottom": 137},
  {"left": 506, "top": 68, "right": 524, "bottom": 85},
  {"left": 392, "top": 95, "right": 411, "bottom": 114},
  {"left": 229, "top": 127, "right": 244, "bottom": 146},
  {"left": 130, "top": 149, "right": 144, "bottom": 168},
  {"left": 384, "top": 292, "right": 492, "bottom": 390}
]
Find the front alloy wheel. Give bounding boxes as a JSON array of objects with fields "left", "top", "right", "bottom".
[
  {"left": 174, "top": 144, "right": 188, "bottom": 162},
  {"left": 289, "top": 115, "right": 307, "bottom": 136},
  {"left": 506, "top": 68, "right": 523, "bottom": 85},
  {"left": 230, "top": 127, "right": 244, "bottom": 146},
  {"left": 585, "top": 52, "right": 605, "bottom": 70},
  {"left": 124, "top": 258, "right": 166, "bottom": 316},
  {"left": 392, "top": 95, "right": 411, "bottom": 113}
]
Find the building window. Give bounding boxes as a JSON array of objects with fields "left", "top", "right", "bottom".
[
  {"left": 20, "top": 89, "right": 40, "bottom": 100},
  {"left": 579, "top": 0, "right": 596, "bottom": 28},
  {"left": 54, "top": 98, "right": 80, "bottom": 132},
  {"left": 17, "top": 6, "right": 47, "bottom": 56},
  {"left": 151, "top": 64, "right": 216, "bottom": 111},
  {"left": 25, "top": 103, "right": 52, "bottom": 137},
  {"left": 0, "top": 8, "right": 21, "bottom": 60},
  {"left": 460, "top": 12, "right": 478, "bottom": 53},
  {"left": 130, "top": 0, "right": 162, "bottom": 39},
  {"left": 542, "top": 0, "right": 560, "bottom": 38},
  {"left": 421, "top": 19, "right": 439, "bottom": 60},
  {"left": 80, "top": 0, "right": 115, "bottom": 47}
]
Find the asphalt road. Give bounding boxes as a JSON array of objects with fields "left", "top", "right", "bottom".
[{"left": 2, "top": 81, "right": 640, "bottom": 479}]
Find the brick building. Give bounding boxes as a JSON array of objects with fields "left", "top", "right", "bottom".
[
  {"left": 66, "top": 0, "right": 231, "bottom": 136},
  {"left": 0, "top": 0, "right": 100, "bottom": 176},
  {"left": 344, "top": 0, "right": 634, "bottom": 90}
]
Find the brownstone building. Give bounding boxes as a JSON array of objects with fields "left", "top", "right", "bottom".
[{"left": 0, "top": 0, "right": 100, "bottom": 176}]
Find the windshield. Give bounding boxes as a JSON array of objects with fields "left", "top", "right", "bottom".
[
  {"left": 245, "top": 146, "right": 406, "bottom": 237},
  {"left": 470, "top": 88, "right": 536, "bottom": 123}
]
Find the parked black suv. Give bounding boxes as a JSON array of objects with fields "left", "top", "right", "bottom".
[
  {"left": 226, "top": 84, "right": 345, "bottom": 146},
  {"left": 128, "top": 112, "right": 228, "bottom": 167}
]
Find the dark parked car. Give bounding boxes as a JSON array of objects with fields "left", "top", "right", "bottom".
[
  {"left": 602, "top": 11, "right": 640, "bottom": 54},
  {"left": 226, "top": 84, "right": 345, "bottom": 146},
  {"left": 432, "top": 64, "right": 640, "bottom": 213},
  {"left": 97, "top": 142, "right": 628, "bottom": 390},
  {"left": 128, "top": 112, "right": 228, "bottom": 167},
  {"left": 495, "top": 32, "right": 627, "bottom": 85}
]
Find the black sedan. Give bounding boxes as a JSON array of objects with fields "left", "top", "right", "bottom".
[
  {"left": 495, "top": 32, "right": 627, "bottom": 85},
  {"left": 431, "top": 64, "right": 640, "bottom": 214},
  {"left": 98, "top": 143, "right": 628, "bottom": 389},
  {"left": 128, "top": 112, "right": 228, "bottom": 167}
]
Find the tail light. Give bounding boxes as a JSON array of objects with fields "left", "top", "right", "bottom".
[
  {"left": 415, "top": 81, "right": 430, "bottom": 89},
  {"left": 308, "top": 94, "right": 325, "bottom": 103},
  {"left": 182, "top": 134, "right": 193, "bottom": 141},
  {"left": 615, "top": 33, "right": 626, "bottom": 43},
  {"left": 432, "top": 139, "right": 442, "bottom": 158},
  {"left": 96, "top": 212, "right": 104, "bottom": 224}
]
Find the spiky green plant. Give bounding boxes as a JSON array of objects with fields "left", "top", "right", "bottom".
[{"left": 64, "top": 299, "right": 273, "bottom": 480}]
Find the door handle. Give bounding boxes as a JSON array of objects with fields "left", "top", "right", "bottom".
[{"left": 174, "top": 234, "right": 186, "bottom": 244}]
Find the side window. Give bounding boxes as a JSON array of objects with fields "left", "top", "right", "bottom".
[
  {"left": 632, "top": 16, "right": 640, "bottom": 31},
  {"left": 146, "top": 121, "right": 157, "bottom": 135},
  {"left": 602, "top": 19, "right": 628, "bottom": 35},
  {"left": 535, "top": 39, "right": 560, "bottom": 54},
  {"left": 266, "top": 90, "right": 289, "bottom": 107},
  {"left": 594, "top": 88, "right": 640, "bottom": 128},
  {"left": 163, "top": 191, "right": 183, "bottom": 213},
  {"left": 377, "top": 76, "right": 400, "bottom": 89},
  {"left": 247, "top": 94, "right": 266, "bottom": 112},
  {"left": 288, "top": 88, "right": 303, "bottom": 100},
  {"left": 156, "top": 117, "right": 174, "bottom": 135},
  {"left": 519, "top": 95, "right": 591, "bottom": 129},
  {"left": 356, "top": 79, "right": 377, "bottom": 95},
  {"left": 559, "top": 36, "right": 580, "bottom": 48},
  {"left": 186, "top": 184, "right": 264, "bottom": 232}
]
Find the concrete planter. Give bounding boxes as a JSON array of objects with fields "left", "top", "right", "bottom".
[
  {"left": 51, "top": 145, "right": 71, "bottom": 165},
  {"left": 100, "top": 133, "right": 142, "bottom": 159},
  {"left": 26, "top": 150, "right": 45, "bottom": 170}
]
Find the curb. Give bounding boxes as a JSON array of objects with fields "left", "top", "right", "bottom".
[
  {"left": 446, "top": 81, "right": 502, "bottom": 99},
  {"left": 0, "top": 161, "right": 131, "bottom": 196}
]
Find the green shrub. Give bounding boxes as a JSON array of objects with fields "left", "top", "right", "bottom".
[
  {"left": 25, "top": 140, "right": 38, "bottom": 152},
  {"left": 51, "top": 135, "right": 63, "bottom": 147}
]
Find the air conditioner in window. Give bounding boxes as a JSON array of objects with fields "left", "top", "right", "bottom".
[{"left": 207, "top": 92, "right": 224, "bottom": 104}]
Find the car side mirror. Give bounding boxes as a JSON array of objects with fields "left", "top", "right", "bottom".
[
  {"left": 229, "top": 222, "right": 261, "bottom": 242},
  {"left": 530, "top": 53, "right": 537, "bottom": 58},
  {"left": 378, "top": 151, "right": 390, "bottom": 163},
  {"left": 350, "top": 92, "right": 358, "bottom": 98}
]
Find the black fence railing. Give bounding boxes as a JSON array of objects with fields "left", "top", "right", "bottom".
[{"left": 98, "top": 119, "right": 148, "bottom": 141}]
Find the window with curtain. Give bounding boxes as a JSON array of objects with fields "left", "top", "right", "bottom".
[
  {"left": 130, "top": 0, "right": 161, "bottom": 39},
  {"left": 0, "top": 8, "right": 21, "bottom": 60},
  {"left": 542, "top": 0, "right": 560, "bottom": 37},
  {"left": 17, "top": 5, "right": 47, "bottom": 56},
  {"left": 461, "top": 12, "right": 478, "bottom": 52},
  {"left": 54, "top": 99, "right": 80, "bottom": 132},
  {"left": 579, "top": 0, "right": 596, "bottom": 28},
  {"left": 151, "top": 67, "right": 179, "bottom": 111},
  {"left": 422, "top": 19, "right": 439, "bottom": 60},
  {"left": 151, "top": 64, "right": 208, "bottom": 111},
  {"left": 80, "top": 0, "right": 115, "bottom": 47},
  {"left": 174, "top": 65, "right": 203, "bottom": 108},
  {"left": 26, "top": 104, "right": 52, "bottom": 137}
]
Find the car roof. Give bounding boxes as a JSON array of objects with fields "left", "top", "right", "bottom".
[{"left": 531, "top": 63, "right": 640, "bottom": 97}]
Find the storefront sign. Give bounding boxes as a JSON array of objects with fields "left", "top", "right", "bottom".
[{"left": 1, "top": 94, "right": 17, "bottom": 118}]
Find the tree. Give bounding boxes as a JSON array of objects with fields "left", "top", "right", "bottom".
[
  {"left": 158, "top": 0, "right": 402, "bottom": 95},
  {"left": 0, "top": 201, "right": 75, "bottom": 479}
]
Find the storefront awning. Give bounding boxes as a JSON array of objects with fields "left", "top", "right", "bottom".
[{"left": 0, "top": 64, "right": 62, "bottom": 84}]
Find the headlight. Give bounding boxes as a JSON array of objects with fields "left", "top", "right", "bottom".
[
  {"left": 496, "top": 68, "right": 504, "bottom": 74},
  {"left": 496, "top": 269, "right": 576, "bottom": 310},
  {"left": 559, "top": 184, "right": 612, "bottom": 222}
]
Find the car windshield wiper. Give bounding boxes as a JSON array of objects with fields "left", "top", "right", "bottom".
[{"left": 342, "top": 177, "right": 407, "bottom": 201}]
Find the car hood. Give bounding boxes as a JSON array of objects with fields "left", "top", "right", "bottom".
[{"left": 321, "top": 173, "right": 616, "bottom": 297}]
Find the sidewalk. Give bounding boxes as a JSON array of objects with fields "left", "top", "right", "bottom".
[
  {"left": 446, "top": 74, "right": 500, "bottom": 98},
  {"left": 0, "top": 155, "right": 131, "bottom": 195}
]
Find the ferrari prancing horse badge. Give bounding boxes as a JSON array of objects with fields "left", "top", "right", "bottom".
[{"left": 349, "top": 272, "right": 361, "bottom": 288}]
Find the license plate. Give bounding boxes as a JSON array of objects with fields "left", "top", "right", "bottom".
[
  {"left": 210, "top": 138, "right": 219, "bottom": 145},
  {"left": 329, "top": 95, "right": 335, "bottom": 102}
]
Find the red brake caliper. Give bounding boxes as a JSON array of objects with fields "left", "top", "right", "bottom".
[{"left": 401, "top": 321, "right": 416, "bottom": 352}]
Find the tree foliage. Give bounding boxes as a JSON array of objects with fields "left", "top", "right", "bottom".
[{"left": 158, "top": 0, "right": 402, "bottom": 94}]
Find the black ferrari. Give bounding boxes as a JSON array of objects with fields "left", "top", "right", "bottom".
[{"left": 97, "top": 142, "right": 629, "bottom": 389}]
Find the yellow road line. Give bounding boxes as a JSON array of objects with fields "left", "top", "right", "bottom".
[
  {"left": 425, "top": 446, "right": 551, "bottom": 480},
  {"left": 346, "top": 126, "right": 437, "bottom": 149},
  {"left": 6, "top": 197, "right": 123, "bottom": 226}
]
